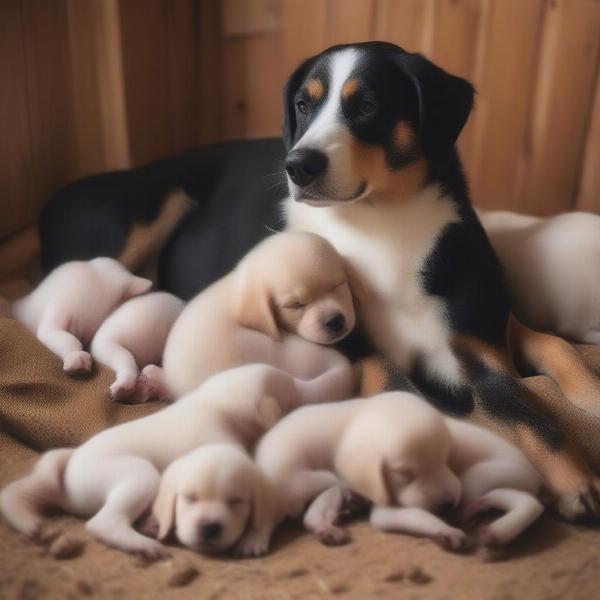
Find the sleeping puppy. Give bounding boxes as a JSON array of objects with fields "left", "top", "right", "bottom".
[
  {"left": 91, "top": 291, "right": 184, "bottom": 403},
  {"left": 163, "top": 231, "right": 363, "bottom": 401},
  {"left": 255, "top": 392, "right": 543, "bottom": 551},
  {"left": 10, "top": 258, "right": 152, "bottom": 374},
  {"left": 0, "top": 364, "right": 307, "bottom": 558},
  {"left": 477, "top": 208, "right": 600, "bottom": 345}
]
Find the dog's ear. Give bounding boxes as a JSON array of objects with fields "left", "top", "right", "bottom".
[
  {"left": 343, "top": 258, "right": 369, "bottom": 311},
  {"left": 336, "top": 437, "right": 393, "bottom": 506},
  {"left": 282, "top": 57, "right": 317, "bottom": 150},
  {"left": 152, "top": 464, "right": 178, "bottom": 541},
  {"left": 124, "top": 275, "right": 153, "bottom": 299},
  {"left": 233, "top": 266, "right": 281, "bottom": 340},
  {"left": 395, "top": 52, "right": 474, "bottom": 165}
]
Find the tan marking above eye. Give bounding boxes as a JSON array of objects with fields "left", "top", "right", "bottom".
[
  {"left": 341, "top": 79, "right": 358, "bottom": 99},
  {"left": 306, "top": 79, "right": 324, "bottom": 101},
  {"left": 393, "top": 121, "right": 417, "bottom": 151}
]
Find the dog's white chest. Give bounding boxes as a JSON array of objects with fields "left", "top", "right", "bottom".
[{"left": 287, "top": 187, "right": 463, "bottom": 383}]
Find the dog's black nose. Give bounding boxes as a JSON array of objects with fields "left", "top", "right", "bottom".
[
  {"left": 200, "top": 521, "right": 222, "bottom": 541},
  {"left": 285, "top": 149, "right": 328, "bottom": 187},
  {"left": 325, "top": 313, "right": 346, "bottom": 334}
]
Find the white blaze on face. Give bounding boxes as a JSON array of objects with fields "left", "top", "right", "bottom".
[{"left": 289, "top": 49, "right": 367, "bottom": 202}]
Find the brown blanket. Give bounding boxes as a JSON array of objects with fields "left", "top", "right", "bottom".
[{"left": 2, "top": 316, "right": 600, "bottom": 600}]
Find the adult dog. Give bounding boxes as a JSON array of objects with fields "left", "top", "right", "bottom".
[{"left": 39, "top": 42, "right": 600, "bottom": 520}]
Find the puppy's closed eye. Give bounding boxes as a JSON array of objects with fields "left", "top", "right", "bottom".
[
  {"left": 282, "top": 299, "right": 306, "bottom": 310},
  {"left": 183, "top": 493, "right": 198, "bottom": 503},
  {"left": 227, "top": 497, "right": 247, "bottom": 507}
]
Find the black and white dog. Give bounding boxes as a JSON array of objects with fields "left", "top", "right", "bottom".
[{"left": 40, "top": 42, "right": 600, "bottom": 520}]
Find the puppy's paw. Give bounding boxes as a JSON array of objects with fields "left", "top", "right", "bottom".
[
  {"left": 234, "top": 532, "right": 270, "bottom": 558},
  {"left": 433, "top": 527, "right": 467, "bottom": 552},
  {"left": 556, "top": 480, "right": 600, "bottom": 522},
  {"left": 133, "top": 538, "right": 170, "bottom": 562},
  {"left": 109, "top": 377, "right": 137, "bottom": 403},
  {"left": 63, "top": 351, "right": 92, "bottom": 374},
  {"left": 316, "top": 524, "right": 350, "bottom": 546},
  {"left": 477, "top": 526, "right": 499, "bottom": 548},
  {"left": 460, "top": 497, "right": 490, "bottom": 523}
]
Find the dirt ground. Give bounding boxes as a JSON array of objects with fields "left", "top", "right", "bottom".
[{"left": 1, "top": 453, "right": 599, "bottom": 600}]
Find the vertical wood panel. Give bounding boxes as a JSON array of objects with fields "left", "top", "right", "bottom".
[
  {"left": 469, "top": 0, "right": 545, "bottom": 210},
  {"left": 374, "top": 0, "right": 434, "bottom": 54},
  {"left": 329, "top": 0, "right": 375, "bottom": 45},
  {"left": 0, "top": 2, "right": 34, "bottom": 239},
  {"left": 576, "top": 73, "right": 600, "bottom": 213},
  {"left": 224, "top": 33, "right": 283, "bottom": 139},
  {"left": 22, "top": 0, "right": 76, "bottom": 217},
  {"left": 517, "top": 0, "right": 600, "bottom": 215},
  {"left": 282, "top": 0, "right": 328, "bottom": 72}
]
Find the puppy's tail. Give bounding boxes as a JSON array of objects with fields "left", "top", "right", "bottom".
[{"left": 0, "top": 448, "right": 73, "bottom": 538}]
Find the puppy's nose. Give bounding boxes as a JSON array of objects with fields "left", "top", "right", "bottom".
[
  {"left": 324, "top": 313, "right": 346, "bottom": 334},
  {"left": 200, "top": 521, "right": 222, "bottom": 541},
  {"left": 285, "top": 149, "right": 328, "bottom": 187}
]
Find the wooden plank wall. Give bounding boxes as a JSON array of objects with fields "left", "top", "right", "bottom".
[{"left": 1, "top": 0, "right": 599, "bottom": 244}]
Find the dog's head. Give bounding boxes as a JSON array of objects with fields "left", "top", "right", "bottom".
[
  {"left": 282, "top": 42, "right": 474, "bottom": 206},
  {"left": 335, "top": 392, "right": 462, "bottom": 515},
  {"left": 153, "top": 445, "right": 270, "bottom": 555},
  {"left": 234, "top": 232, "right": 365, "bottom": 344}
]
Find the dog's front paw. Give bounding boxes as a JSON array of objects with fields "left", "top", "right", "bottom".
[
  {"left": 556, "top": 480, "right": 600, "bottom": 522},
  {"left": 316, "top": 524, "right": 350, "bottom": 546},
  {"left": 234, "top": 532, "right": 270, "bottom": 558},
  {"left": 433, "top": 527, "right": 467, "bottom": 552},
  {"left": 64, "top": 351, "right": 92, "bottom": 374}
]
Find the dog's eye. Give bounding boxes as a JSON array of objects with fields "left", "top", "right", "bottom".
[
  {"left": 282, "top": 299, "right": 306, "bottom": 310},
  {"left": 358, "top": 100, "right": 376, "bottom": 116},
  {"left": 296, "top": 100, "right": 310, "bottom": 115},
  {"left": 183, "top": 493, "right": 198, "bottom": 503}
]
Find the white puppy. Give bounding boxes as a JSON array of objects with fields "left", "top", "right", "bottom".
[
  {"left": 255, "top": 392, "right": 543, "bottom": 551},
  {"left": 163, "top": 232, "right": 364, "bottom": 400},
  {"left": 0, "top": 365, "right": 311, "bottom": 558},
  {"left": 10, "top": 258, "right": 152, "bottom": 373},
  {"left": 91, "top": 291, "right": 184, "bottom": 403},
  {"left": 478, "top": 208, "right": 600, "bottom": 344}
]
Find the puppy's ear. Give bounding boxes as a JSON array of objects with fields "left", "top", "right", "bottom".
[
  {"left": 395, "top": 52, "right": 474, "bottom": 165},
  {"left": 152, "top": 465, "right": 178, "bottom": 541},
  {"left": 282, "top": 56, "right": 317, "bottom": 150},
  {"left": 336, "top": 445, "right": 393, "bottom": 506},
  {"left": 124, "top": 275, "right": 153, "bottom": 299},
  {"left": 248, "top": 467, "right": 276, "bottom": 537},
  {"left": 343, "top": 258, "right": 369, "bottom": 310},
  {"left": 233, "top": 267, "right": 281, "bottom": 341}
]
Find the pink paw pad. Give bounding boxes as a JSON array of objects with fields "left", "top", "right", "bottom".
[{"left": 317, "top": 525, "right": 350, "bottom": 546}]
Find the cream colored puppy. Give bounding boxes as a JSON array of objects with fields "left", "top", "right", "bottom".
[
  {"left": 0, "top": 365, "right": 308, "bottom": 559},
  {"left": 478, "top": 208, "right": 600, "bottom": 344},
  {"left": 11, "top": 258, "right": 152, "bottom": 373},
  {"left": 255, "top": 392, "right": 543, "bottom": 551},
  {"left": 91, "top": 291, "right": 184, "bottom": 403},
  {"left": 163, "top": 232, "right": 363, "bottom": 401}
]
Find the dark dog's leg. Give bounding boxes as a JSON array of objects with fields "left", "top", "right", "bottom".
[
  {"left": 458, "top": 342, "right": 600, "bottom": 522},
  {"left": 509, "top": 316, "right": 600, "bottom": 419}
]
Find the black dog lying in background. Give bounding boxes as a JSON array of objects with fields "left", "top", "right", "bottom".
[{"left": 40, "top": 42, "right": 600, "bottom": 522}]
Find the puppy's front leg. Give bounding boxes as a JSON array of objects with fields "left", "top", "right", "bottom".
[
  {"left": 37, "top": 316, "right": 91, "bottom": 374},
  {"left": 303, "top": 486, "right": 356, "bottom": 546},
  {"left": 462, "top": 488, "right": 543, "bottom": 547},
  {"left": 370, "top": 506, "right": 467, "bottom": 552}
]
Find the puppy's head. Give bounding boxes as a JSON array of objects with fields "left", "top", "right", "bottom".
[
  {"left": 152, "top": 445, "right": 269, "bottom": 554},
  {"left": 282, "top": 42, "right": 474, "bottom": 206},
  {"left": 90, "top": 257, "right": 152, "bottom": 299},
  {"left": 234, "top": 232, "right": 365, "bottom": 344},
  {"left": 336, "top": 392, "right": 461, "bottom": 515}
]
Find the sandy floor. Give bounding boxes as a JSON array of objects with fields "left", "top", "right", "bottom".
[{"left": 1, "top": 453, "right": 599, "bottom": 600}]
